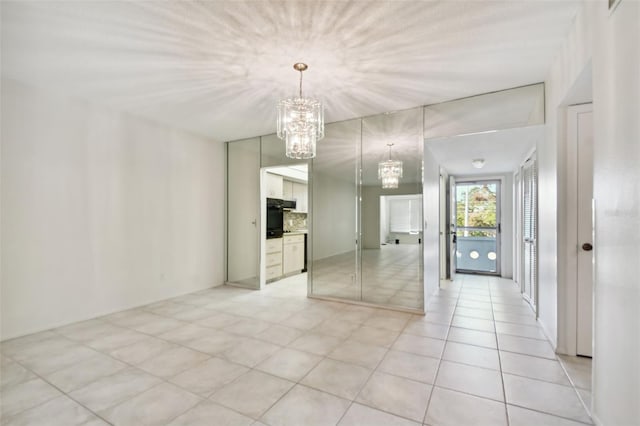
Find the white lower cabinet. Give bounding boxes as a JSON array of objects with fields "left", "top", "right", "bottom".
[
  {"left": 265, "top": 238, "right": 283, "bottom": 280},
  {"left": 283, "top": 234, "right": 305, "bottom": 274},
  {"left": 265, "top": 264, "right": 282, "bottom": 280}
]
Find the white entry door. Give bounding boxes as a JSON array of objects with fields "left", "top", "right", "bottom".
[{"left": 572, "top": 104, "right": 594, "bottom": 357}]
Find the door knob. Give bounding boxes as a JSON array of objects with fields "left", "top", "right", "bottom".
[{"left": 582, "top": 243, "right": 593, "bottom": 251}]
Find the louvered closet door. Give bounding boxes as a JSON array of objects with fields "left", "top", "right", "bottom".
[{"left": 522, "top": 157, "right": 537, "bottom": 310}]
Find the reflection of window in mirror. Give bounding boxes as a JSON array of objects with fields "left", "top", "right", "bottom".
[
  {"left": 389, "top": 197, "right": 422, "bottom": 233},
  {"left": 381, "top": 194, "right": 423, "bottom": 245}
]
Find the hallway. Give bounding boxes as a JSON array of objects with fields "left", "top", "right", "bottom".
[{"left": 1, "top": 275, "right": 592, "bottom": 425}]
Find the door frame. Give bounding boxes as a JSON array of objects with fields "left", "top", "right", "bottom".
[{"left": 563, "top": 103, "right": 594, "bottom": 356}]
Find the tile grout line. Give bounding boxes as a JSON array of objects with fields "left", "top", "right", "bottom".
[
  {"left": 2, "top": 356, "right": 116, "bottom": 425},
  {"left": 420, "top": 278, "right": 461, "bottom": 425},
  {"left": 204, "top": 308, "right": 396, "bottom": 424},
  {"left": 489, "top": 277, "right": 511, "bottom": 426},
  {"left": 506, "top": 401, "right": 594, "bottom": 425},
  {"left": 2, "top": 277, "right": 591, "bottom": 425},
  {"left": 335, "top": 313, "right": 426, "bottom": 426},
  {"left": 556, "top": 355, "right": 594, "bottom": 420},
  {"left": 3, "top": 297, "right": 289, "bottom": 424}
]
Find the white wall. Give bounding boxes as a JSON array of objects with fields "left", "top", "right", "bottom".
[
  {"left": 540, "top": 4, "right": 594, "bottom": 349},
  {"left": 544, "top": 2, "right": 639, "bottom": 424},
  {"left": 1, "top": 78, "right": 225, "bottom": 340},
  {"left": 591, "top": 2, "right": 639, "bottom": 424}
]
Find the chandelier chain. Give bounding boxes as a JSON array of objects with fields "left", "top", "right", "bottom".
[{"left": 299, "top": 69, "right": 303, "bottom": 98}]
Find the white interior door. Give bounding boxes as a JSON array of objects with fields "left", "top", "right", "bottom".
[
  {"left": 575, "top": 105, "right": 594, "bottom": 357},
  {"left": 521, "top": 156, "right": 537, "bottom": 310}
]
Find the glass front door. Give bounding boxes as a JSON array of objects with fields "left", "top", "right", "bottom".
[{"left": 455, "top": 180, "right": 500, "bottom": 275}]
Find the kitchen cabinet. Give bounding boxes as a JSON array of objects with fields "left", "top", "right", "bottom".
[
  {"left": 283, "top": 180, "right": 294, "bottom": 200},
  {"left": 283, "top": 234, "right": 305, "bottom": 274},
  {"left": 265, "top": 238, "right": 283, "bottom": 280},
  {"left": 265, "top": 173, "right": 283, "bottom": 198},
  {"left": 292, "top": 182, "right": 308, "bottom": 213}
]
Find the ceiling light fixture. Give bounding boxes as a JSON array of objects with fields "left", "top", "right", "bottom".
[
  {"left": 378, "top": 143, "right": 403, "bottom": 189},
  {"left": 277, "top": 63, "right": 324, "bottom": 159},
  {"left": 472, "top": 158, "right": 485, "bottom": 169}
]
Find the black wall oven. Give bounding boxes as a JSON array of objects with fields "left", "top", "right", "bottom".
[{"left": 266, "top": 198, "right": 284, "bottom": 239}]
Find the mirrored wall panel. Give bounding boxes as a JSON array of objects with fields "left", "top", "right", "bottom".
[
  {"left": 309, "top": 110, "right": 425, "bottom": 311},
  {"left": 310, "top": 119, "right": 360, "bottom": 301},
  {"left": 261, "top": 133, "right": 303, "bottom": 168},
  {"left": 228, "top": 110, "right": 425, "bottom": 312},
  {"left": 361, "top": 108, "right": 424, "bottom": 309}
]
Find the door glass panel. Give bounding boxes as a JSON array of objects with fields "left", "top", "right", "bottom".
[
  {"left": 227, "top": 138, "right": 261, "bottom": 288},
  {"left": 361, "top": 108, "right": 424, "bottom": 310},
  {"left": 310, "top": 119, "right": 360, "bottom": 301},
  {"left": 455, "top": 181, "right": 500, "bottom": 274}
]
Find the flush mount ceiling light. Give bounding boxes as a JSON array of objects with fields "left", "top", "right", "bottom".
[
  {"left": 472, "top": 158, "right": 485, "bottom": 169},
  {"left": 378, "top": 143, "right": 403, "bottom": 189},
  {"left": 277, "top": 63, "right": 324, "bottom": 159}
]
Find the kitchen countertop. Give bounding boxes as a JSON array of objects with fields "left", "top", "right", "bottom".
[{"left": 284, "top": 230, "right": 307, "bottom": 235}]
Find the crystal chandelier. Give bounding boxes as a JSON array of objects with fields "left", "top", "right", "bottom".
[
  {"left": 277, "top": 63, "right": 324, "bottom": 159},
  {"left": 378, "top": 143, "right": 403, "bottom": 188}
]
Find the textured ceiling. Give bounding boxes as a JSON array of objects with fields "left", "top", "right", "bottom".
[
  {"left": 426, "top": 125, "right": 544, "bottom": 176},
  {"left": 1, "top": 1, "right": 580, "bottom": 142}
]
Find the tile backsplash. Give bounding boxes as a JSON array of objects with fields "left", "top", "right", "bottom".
[{"left": 284, "top": 211, "right": 307, "bottom": 231}]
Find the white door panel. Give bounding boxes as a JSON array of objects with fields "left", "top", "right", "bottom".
[{"left": 575, "top": 107, "right": 594, "bottom": 357}]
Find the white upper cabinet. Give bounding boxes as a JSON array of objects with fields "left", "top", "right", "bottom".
[
  {"left": 265, "top": 172, "right": 283, "bottom": 198},
  {"left": 293, "top": 182, "right": 308, "bottom": 212},
  {"left": 283, "top": 179, "right": 294, "bottom": 200}
]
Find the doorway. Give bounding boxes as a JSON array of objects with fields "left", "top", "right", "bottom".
[
  {"left": 260, "top": 164, "right": 309, "bottom": 290},
  {"left": 454, "top": 180, "right": 501, "bottom": 275}
]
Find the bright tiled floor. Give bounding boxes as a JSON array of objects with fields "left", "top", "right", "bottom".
[{"left": 0, "top": 273, "right": 592, "bottom": 425}]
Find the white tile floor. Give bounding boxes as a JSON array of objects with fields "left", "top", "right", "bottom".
[{"left": 0, "top": 273, "right": 593, "bottom": 426}]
